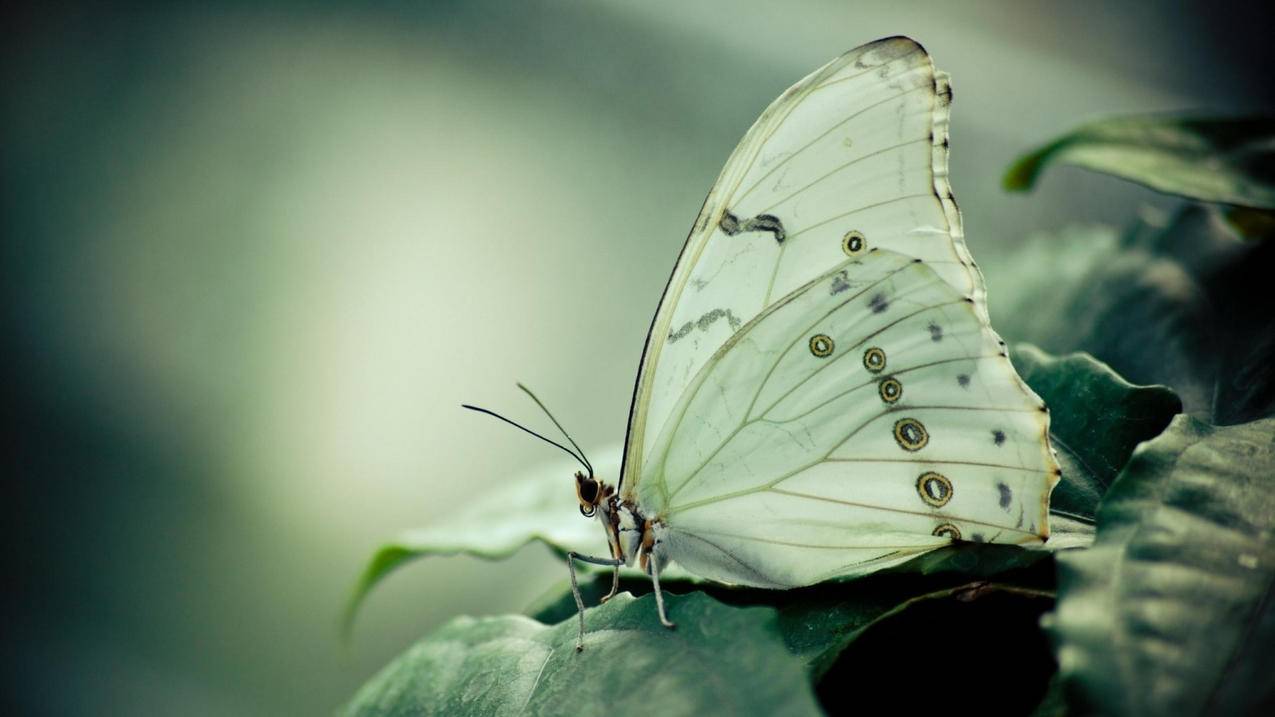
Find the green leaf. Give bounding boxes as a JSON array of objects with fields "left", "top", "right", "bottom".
[
  {"left": 984, "top": 219, "right": 1213, "bottom": 418},
  {"left": 526, "top": 554, "right": 1057, "bottom": 680},
  {"left": 1011, "top": 344, "right": 1181, "bottom": 523},
  {"left": 342, "top": 445, "right": 625, "bottom": 637},
  {"left": 1049, "top": 415, "right": 1275, "bottom": 715},
  {"left": 1004, "top": 116, "right": 1275, "bottom": 209},
  {"left": 982, "top": 215, "right": 1275, "bottom": 423},
  {"left": 343, "top": 592, "right": 821, "bottom": 716}
]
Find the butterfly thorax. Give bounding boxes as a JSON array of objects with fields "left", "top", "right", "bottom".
[{"left": 577, "top": 470, "right": 657, "bottom": 568}]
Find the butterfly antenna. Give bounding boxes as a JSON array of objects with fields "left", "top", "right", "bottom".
[
  {"left": 516, "top": 382, "right": 594, "bottom": 478},
  {"left": 461, "top": 403, "right": 591, "bottom": 475}
]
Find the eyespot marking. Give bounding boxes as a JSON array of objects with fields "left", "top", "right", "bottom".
[
  {"left": 863, "top": 347, "right": 886, "bottom": 373},
  {"left": 841, "top": 230, "right": 867, "bottom": 256},
  {"left": 878, "top": 377, "right": 902, "bottom": 404},
  {"left": 893, "top": 418, "right": 928, "bottom": 452},
  {"left": 809, "top": 334, "right": 834, "bottom": 358},
  {"left": 933, "top": 523, "right": 961, "bottom": 540},
  {"left": 917, "top": 471, "right": 952, "bottom": 507}
]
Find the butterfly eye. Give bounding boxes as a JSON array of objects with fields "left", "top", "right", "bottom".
[
  {"left": 841, "top": 230, "right": 867, "bottom": 256},
  {"left": 577, "top": 473, "right": 600, "bottom": 504}
]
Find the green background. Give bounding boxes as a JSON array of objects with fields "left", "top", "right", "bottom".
[{"left": 5, "top": 2, "right": 1271, "bottom": 714}]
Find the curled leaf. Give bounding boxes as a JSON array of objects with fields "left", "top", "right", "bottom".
[{"left": 1005, "top": 116, "right": 1275, "bottom": 209}]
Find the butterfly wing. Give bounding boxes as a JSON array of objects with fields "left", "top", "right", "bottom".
[
  {"left": 643, "top": 250, "right": 1058, "bottom": 587},
  {"left": 622, "top": 37, "right": 981, "bottom": 492},
  {"left": 620, "top": 37, "right": 1059, "bottom": 587}
]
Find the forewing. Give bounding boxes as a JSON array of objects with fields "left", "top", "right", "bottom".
[
  {"left": 639, "top": 250, "right": 1058, "bottom": 588},
  {"left": 622, "top": 37, "right": 977, "bottom": 491}
]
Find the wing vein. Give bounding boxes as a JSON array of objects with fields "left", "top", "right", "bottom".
[
  {"left": 661, "top": 260, "right": 916, "bottom": 500},
  {"left": 758, "top": 137, "right": 930, "bottom": 216},
  {"left": 734, "top": 84, "right": 931, "bottom": 206}
]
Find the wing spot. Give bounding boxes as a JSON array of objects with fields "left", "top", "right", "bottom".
[
  {"left": 927, "top": 322, "right": 943, "bottom": 342},
  {"left": 869, "top": 292, "right": 890, "bottom": 314},
  {"left": 863, "top": 347, "right": 887, "bottom": 373},
  {"left": 997, "top": 482, "right": 1013, "bottom": 510},
  {"left": 719, "top": 209, "right": 786, "bottom": 244},
  {"left": 992, "top": 429, "right": 1006, "bottom": 446},
  {"left": 668, "top": 308, "right": 742, "bottom": 343},
  {"left": 829, "top": 270, "right": 851, "bottom": 295},
  {"left": 809, "top": 334, "right": 835, "bottom": 358},
  {"left": 917, "top": 471, "right": 952, "bottom": 507},
  {"left": 933, "top": 523, "right": 961, "bottom": 540},
  {"left": 956, "top": 374, "right": 970, "bottom": 388},
  {"left": 841, "top": 230, "right": 867, "bottom": 256},
  {"left": 878, "top": 377, "right": 902, "bottom": 404},
  {"left": 893, "top": 418, "right": 929, "bottom": 452}
]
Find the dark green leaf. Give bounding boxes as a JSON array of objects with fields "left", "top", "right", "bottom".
[
  {"left": 1012, "top": 344, "right": 1181, "bottom": 522},
  {"left": 1049, "top": 415, "right": 1275, "bottom": 715},
  {"left": 889, "top": 542, "right": 1051, "bottom": 575},
  {"left": 985, "top": 212, "right": 1275, "bottom": 424},
  {"left": 986, "top": 223, "right": 1216, "bottom": 415},
  {"left": 1029, "top": 674, "right": 1068, "bottom": 717},
  {"left": 343, "top": 592, "right": 821, "bottom": 716},
  {"left": 817, "top": 582, "right": 1057, "bottom": 714},
  {"left": 1221, "top": 206, "right": 1275, "bottom": 241},
  {"left": 527, "top": 554, "right": 1057, "bottom": 680},
  {"left": 1004, "top": 116, "right": 1275, "bottom": 209}
]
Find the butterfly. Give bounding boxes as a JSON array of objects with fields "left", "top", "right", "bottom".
[{"left": 465, "top": 36, "right": 1059, "bottom": 651}]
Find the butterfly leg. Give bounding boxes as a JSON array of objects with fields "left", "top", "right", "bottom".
[
  {"left": 599, "top": 565, "right": 620, "bottom": 603},
  {"left": 566, "top": 551, "right": 625, "bottom": 652},
  {"left": 646, "top": 545, "right": 676, "bottom": 630}
]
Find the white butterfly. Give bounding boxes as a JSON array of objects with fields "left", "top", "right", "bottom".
[{"left": 467, "top": 36, "right": 1059, "bottom": 650}]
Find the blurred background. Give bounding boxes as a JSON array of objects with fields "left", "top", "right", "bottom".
[{"left": 5, "top": 1, "right": 1272, "bottom": 713}]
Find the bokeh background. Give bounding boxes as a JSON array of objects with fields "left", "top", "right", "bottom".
[{"left": 5, "top": 1, "right": 1272, "bottom": 714}]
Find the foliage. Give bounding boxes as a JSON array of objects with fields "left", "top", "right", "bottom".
[
  {"left": 1003, "top": 115, "right": 1275, "bottom": 210},
  {"left": 345, "top": 592, "right": 821, "bottom": 717},
  {"left": 1050, "top": 416, "right": 1275, "bottom": 715},
  {"left": 345, "top": 114, "right": 1275, "bottom": 715}
]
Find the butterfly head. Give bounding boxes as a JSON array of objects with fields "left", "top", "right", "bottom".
[{"left": 574, "top": 471, "right": 614, "bottom": 518}]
